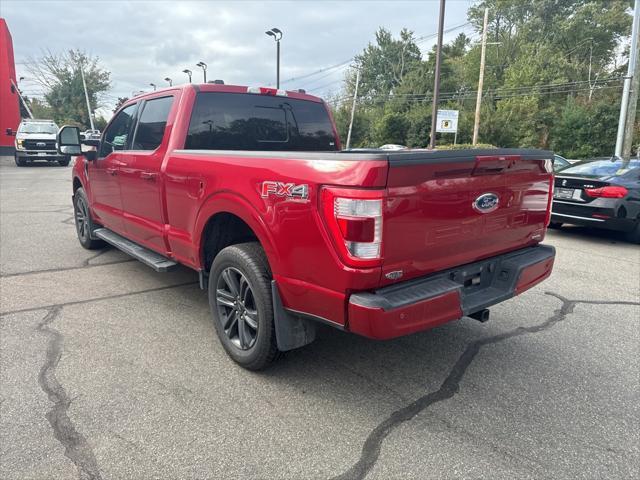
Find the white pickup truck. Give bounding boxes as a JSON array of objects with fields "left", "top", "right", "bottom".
[{"left": 14, "top": 119, "right": 70, "bottom": 167}]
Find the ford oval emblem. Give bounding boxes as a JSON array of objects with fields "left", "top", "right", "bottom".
[{"left": 473, "top": 193, "right": 499, "bottom": 213}]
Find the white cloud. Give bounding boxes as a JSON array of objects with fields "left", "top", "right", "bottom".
[{"left": 3, "top": 0, "right": 476, "bottom": 118}]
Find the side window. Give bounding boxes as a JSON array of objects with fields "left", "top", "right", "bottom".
[
  {"left": 131, "top": 96, "right": 174, "bottom": 151},
  {"left": 100, "top": 104, "right": 137, "bottom": 157}
]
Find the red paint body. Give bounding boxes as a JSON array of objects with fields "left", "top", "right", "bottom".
[
  {"left": 73, "top": 84, "right": 556, "bottom": 339},
  {"left": 0, "top": 19, "right": 21, "bottom": 153}
]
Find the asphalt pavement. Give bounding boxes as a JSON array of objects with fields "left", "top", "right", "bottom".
[{"left": 1, "top": 155, "right": 638, "bottom": 480}]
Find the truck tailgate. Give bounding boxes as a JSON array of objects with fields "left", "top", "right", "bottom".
[{"left": 382, "top": 149, "right": 554, "bottom": 284}]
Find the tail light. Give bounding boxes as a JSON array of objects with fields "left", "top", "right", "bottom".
[
  {"left": 545, "top": 176, "right": 554, "bottom": 226},
  {"left": 321, "top": 187, "right": 384, "bottom": 267},
  {"left": 584, "top": 186, "right": 628, "bottom": 198}
]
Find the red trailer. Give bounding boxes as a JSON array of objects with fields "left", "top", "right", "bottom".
[{"left": 0, "top": 18, "right": 21, "bottom": 156}]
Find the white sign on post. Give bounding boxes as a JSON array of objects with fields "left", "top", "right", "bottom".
[{"left": 436, "top": 109, "right": 459, "bottom": 133}]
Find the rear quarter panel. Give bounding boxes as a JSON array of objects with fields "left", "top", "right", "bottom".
[{"left": 163, "top": 151, "right": 388, "bottom": 324}]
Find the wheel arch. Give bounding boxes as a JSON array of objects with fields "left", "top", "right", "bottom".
[
  {"left": 72, "top": 176, "right": 83, "bottom": 193},
  {"left": 196, "top": 192, "right": 280, "bottom": 276}
]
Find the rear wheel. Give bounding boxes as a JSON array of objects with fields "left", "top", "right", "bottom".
[
  {"left": 73, "top": 188, "right": 105, "bottom": 250},
  {"left": 548, "top": 222, "right": 563, "bottom": 229},
  {"left": 625, "top": 220, "right": 640, "bottom": 244},
  {"left": 208, "top": 242, "right": 279, "bottom": 370}
]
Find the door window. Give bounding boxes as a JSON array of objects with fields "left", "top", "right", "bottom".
[
  {"left": 131, "top": 96, "right": 174, "bottom": 151},
  {"left": 100, "top": 103, "right": 137, "bottom": 157}
]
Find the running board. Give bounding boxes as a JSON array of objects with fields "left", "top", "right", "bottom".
[{"left": 94, "top": 228, "right": 178, "bottom": 272}]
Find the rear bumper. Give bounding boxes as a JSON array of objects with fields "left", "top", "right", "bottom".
[
  {"left": 551, "top": 200, "right": 636, "bottom": 233},
  {"left": 348, "top": 244, "right": 555, "bottom": 339}
]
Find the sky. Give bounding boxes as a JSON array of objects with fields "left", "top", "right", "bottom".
[{"left": 1, "top": 0, "right": 478, "bottom": 119}]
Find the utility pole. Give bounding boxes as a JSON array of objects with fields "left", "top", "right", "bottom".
[
  {"left": 10, "top": 78, "right": 33, "bottom": 118},
  {"left": 615, "top": 0, "right": 639, "bottom": 159},
  {"left": 79, "top": 62, "right": 95, "bottom": 131},
  {"left": 472, "top": 8, "right": 489, "bottom": 146},
  {"left": 429, "top": 0, "right": 446, "bottom": 149},
  {"left": 345, "top": 68, "right": 361, "bottom": 150},
  {"left": 623, "top": 5, "right": 640, "bottom": 160}
]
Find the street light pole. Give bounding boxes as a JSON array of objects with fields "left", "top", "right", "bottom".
[
  {"left": 79, "top": 62, "right": 95, "bottom": 131},
  {"left": 182, "top": 69, "right": 192, "bottom": 83},
  {"left": 196, "top": 61, "right": 207, "bottom": 83},
  {"left": 164, "top": 77, "right": 172, "bottom": 87},
  {"left": 429, "top": 0, "right": 446, "bottom": 149},
  {"left": 265, "top": 28, "right": 283, "bottom": 88}
]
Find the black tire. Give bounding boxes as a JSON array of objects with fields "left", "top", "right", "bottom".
[
  {"left": 73, "top": 187, "right": 105, "bottom": 250},
  {"left": 208, "top": 242, "right": 279, "bottom": 370},
  {"left": 14, "top": 154, "right": 25, "bottom": 167},
  {"left": 58, "top": 156, "right": 70, "bottom": 167},
  {"left": 625, "top": 220, "right": 640, "bottom": 244},
  {"left": 548, "top": 222, "right": 563, "bottom": 229}
]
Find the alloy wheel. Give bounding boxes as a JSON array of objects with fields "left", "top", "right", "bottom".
[
  {"left": 74, "top": 196, "right": 89, "bottom": 241},
  {"left": 215, "top": 267, "right": 259, "bottom": 350}
]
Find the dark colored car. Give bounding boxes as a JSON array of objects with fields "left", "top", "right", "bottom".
[
  {"left": 553, "top": 154, "right": 570, "bottom": 171},
  {"left": 550, "top": 157, "right": 640, "bottom": 243}
]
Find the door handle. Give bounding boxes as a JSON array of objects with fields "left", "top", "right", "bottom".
[
  {"left": 140, "top": 172, "right": 158, "bottom": 181},
  {"left": 106, "top": 167, "right": 117, "bottom": 176}
]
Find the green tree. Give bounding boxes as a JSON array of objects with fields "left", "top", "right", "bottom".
[
  {"left": 113, "top": 97, "right": 129, "bottom": 113},
  {"left": 26, "top": 49, "right": 111, "bottom": 129},
  {"left": 350, "top": 28, "right": 422, "bottom": 103}
]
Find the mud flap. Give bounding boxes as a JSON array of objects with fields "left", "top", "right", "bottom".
[{"left": 271, "top": 281, "right": 317, "bottom": 351}]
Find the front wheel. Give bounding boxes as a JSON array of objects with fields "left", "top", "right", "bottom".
[
  {"left": 208, "top": 243, "right": 279, "bottom": 370},
  {"left": 58, "top": 156, "right": 70, "bottom": 167},
  {"left": 14, "top": 154, "right": 25, "bottom": 167},
  {"left": 73, "top": 188, "right": 105, "bottom": 250}
]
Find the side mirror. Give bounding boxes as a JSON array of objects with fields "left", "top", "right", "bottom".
[
  {"left": 5, "top": 128, "right": 14, "bottom": 136},
  {"left": 57, "top": 125, "right": 82, "bottom": 156}
]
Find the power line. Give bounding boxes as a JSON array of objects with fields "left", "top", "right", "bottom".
[
  {"left": 280, "top": 21, "right": 472, "bottom": 87},
  {"left": 329, "top": 76, "right": 624, "bottom": 102},
  {"left": 328, "top": 78, "right": 623, "bottom": 106}
]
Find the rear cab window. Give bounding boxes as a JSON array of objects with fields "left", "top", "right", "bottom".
[{"left": 184, "top": 92, "right": 338, "bottom": 151}]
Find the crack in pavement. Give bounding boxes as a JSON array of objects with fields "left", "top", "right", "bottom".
[
  {"left": 0, "top": 259, "right": 135, "bottom": 279},
  {"left": 1, "top": 281, "right": 199, "bottom": 317},
  {"left": 331, "top": 292, "right": 640, "bottom": 480},
  {"left": 36, "top": 306, "right": 102, "bottom": 480}
]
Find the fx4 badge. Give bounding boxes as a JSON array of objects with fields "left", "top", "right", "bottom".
[{"left": 261, "top": 181, "right": 309, "bottom": 200}]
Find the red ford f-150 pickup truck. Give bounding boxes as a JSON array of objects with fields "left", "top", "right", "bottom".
[{"left": 57, "top": 83, "right": 555, "bottom": 370}]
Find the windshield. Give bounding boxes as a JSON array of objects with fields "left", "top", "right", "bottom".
[
  {"left": 19, "top": 123, "right": 58, "bottom": 134},
  {"left": 558, "top": 158, "right": 640, "bottom": 178}
]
